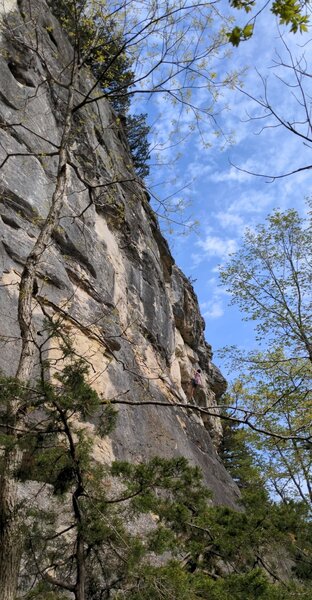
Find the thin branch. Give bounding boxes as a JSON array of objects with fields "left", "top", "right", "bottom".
[
  {"left": 229, "top": 159, "right": 312, "bottom": 182},
  {"left": 106, "top": 398, "right": 312, "bottom": 442}
]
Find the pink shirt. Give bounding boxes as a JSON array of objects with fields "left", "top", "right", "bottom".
[{"left": 194, "top": 371, "right": 201, "bottom": 385}]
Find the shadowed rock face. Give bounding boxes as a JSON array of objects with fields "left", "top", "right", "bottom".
[{"left": 0, "top": 0, "right": 239, "bottom": 507}]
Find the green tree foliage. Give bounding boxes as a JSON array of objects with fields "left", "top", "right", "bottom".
[
  {"left": 228, "top": 0, "right": 310, "bottom": 45},
  {"left": 51, "top": 0, "right": 133, "bottom": 114},
  {"left": 224, "top": 357, "right": 312, "bottom": 505},
  {"left": 2, "top": 4, "right": 312, "bottom": 597},
  {"left": 220, "top": 207, "right": 312, "bottom": 356},
  {"left": 0, "top": 325, "right": 211, "bottom": 598},
  {"left": 115, "top": 566, "right": 294, "bottom": 599},
  {"left": 49, "top": 0, "right": 242, "bottom": 181},
  {"left": 220, "top": 204, "right": 312, "bottom": 506},
  {"left": 218, "top": 418, "right": 312, "bottom": 593},
  {"left": 220, "top": 412, "right": 264, "bottom": 491},
  {"left": 1, "top": 356, "right": 310, "bottom": 598}
]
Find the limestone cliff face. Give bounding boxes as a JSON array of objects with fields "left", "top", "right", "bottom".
[{"left": 0, "top": 0, "right": 239, "bottom": 506}]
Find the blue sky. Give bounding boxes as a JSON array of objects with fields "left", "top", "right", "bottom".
[{"left": 132, "top": 4, "right": 312, "bottom": 379}]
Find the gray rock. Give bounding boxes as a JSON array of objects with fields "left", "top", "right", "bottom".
[{"left": 0, "top": 0, "right": 239, "bottom": 508}]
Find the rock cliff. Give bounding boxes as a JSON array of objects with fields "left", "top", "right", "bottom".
[{"left": 0, "top": 0, "right": 239, "bottom": 507}]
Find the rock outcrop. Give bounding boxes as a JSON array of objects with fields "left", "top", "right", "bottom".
[{"left": 0, "top": 0, "right": 239, "bottom": 507}]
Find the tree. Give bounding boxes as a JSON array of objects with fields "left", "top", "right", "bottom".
[
  {"left": 3, "top": 1, "right": 311, "bottom": 596},
  {"left": 2, "top": 334, "right": 307, "bottom": 599},
  {"left": 49, "top": 0, "right": 237, "bottom": 119},
  {"left": 219, "top": 413, "right": 263, "bottom": 492},
  {"left": 125, "top": 114, "right": 151, "bottom": 179},
  {"left": 219, "top": 417, "right": 312, "bottom": 593},
  {"left": 219, "top": 204, "right": 312, "bottom": 507},
  {"left": 220, "top": 206, "right": 312, "bottom": 361},
  {"left": 4, "top": 358, "right": 311, "bottom": 599},
  {"left": 11, "top": 362, "right": 209, "bottom": 599}
]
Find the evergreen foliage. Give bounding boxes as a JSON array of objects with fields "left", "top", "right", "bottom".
[
  {"left": 1, "top": 355, "right": 310, "bottom": 597},
  {"left": 218, "top": 419, "right": 312, "bottom": 594},
  {"left": 220, "top": 413, "right": 262, "bottom": 491},
  {"left": 125, "top": 114, "right": 151, "bottom": 179},
  {"left": 1, "top": 316, "right": 311, "bottom": 597}
]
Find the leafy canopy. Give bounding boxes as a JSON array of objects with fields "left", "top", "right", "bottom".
[
  {"left": 220, "top": 202, "right": 312, "bottom": 507},
  {"left": 228, "top": 0, "right": 310, "bottom": 45}
]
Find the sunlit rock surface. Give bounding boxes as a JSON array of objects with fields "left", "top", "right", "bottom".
[{"left": 0, "top": 0, "right": 239, "bottom": 506}]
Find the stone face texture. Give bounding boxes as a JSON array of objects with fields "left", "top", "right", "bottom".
[{"left": 0, "top": 0, "right": 239, "bottom": 507}]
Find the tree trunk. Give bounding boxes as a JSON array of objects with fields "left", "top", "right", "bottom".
[
  {"left": 75, "top": 527, "right": 86, "bottom": 600},
  {"left": 0, "top": 448, "right": 23, "bottom": 600}
]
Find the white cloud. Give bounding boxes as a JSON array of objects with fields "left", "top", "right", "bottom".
[
  {"left": 214, "top": 211, "right": 245, "bottom": 231},
  {"left": 197, "top": 233, "right": 238, "bottom": 259},
  {"left": 209, "top": 164, "right": 254, "bottom": 184},
  {"left": 227, "top": 189, "right": 273, "bottom": 215},
  {"left": 202, "top": 300, "right": 224, "bottom": 319},
  {"left": 186, "top": 160, "right": 215, "bottom": 181},
  {"left": 211, "top": 264, "right": 221, "bottom": 273},
  {"left": 200, "top": 280, "right": 226, "bottom": 318}
]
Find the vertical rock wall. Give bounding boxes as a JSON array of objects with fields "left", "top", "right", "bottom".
[{"left": 0, "top": 0, "right": 239, "bottom": 507}]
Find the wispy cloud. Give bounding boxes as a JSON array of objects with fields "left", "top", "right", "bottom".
[
  {"left": 209, "top": 164, "right": 254, "bottom": 184},
  {"left": 200, "top": 280, "right": 228, "bottom": 319},
  {"left": 192, "top": 229, "right": 238, "bottom": 265},
  {"left": 141, "top": 9, "right": 311, "bottom": 351},
  {"left": 198, "top": 234, "right": 238, "bottom": 257},
  {"left": 214, "top": 211, "right": 245, "bottom": 231},
  {"left": 201, "top": 299, "right": 224, "bottom": 319}
]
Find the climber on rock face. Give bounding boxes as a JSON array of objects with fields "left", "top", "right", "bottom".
[{"left": 189, "top": 368, "right": 202, "bottom": 400}]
